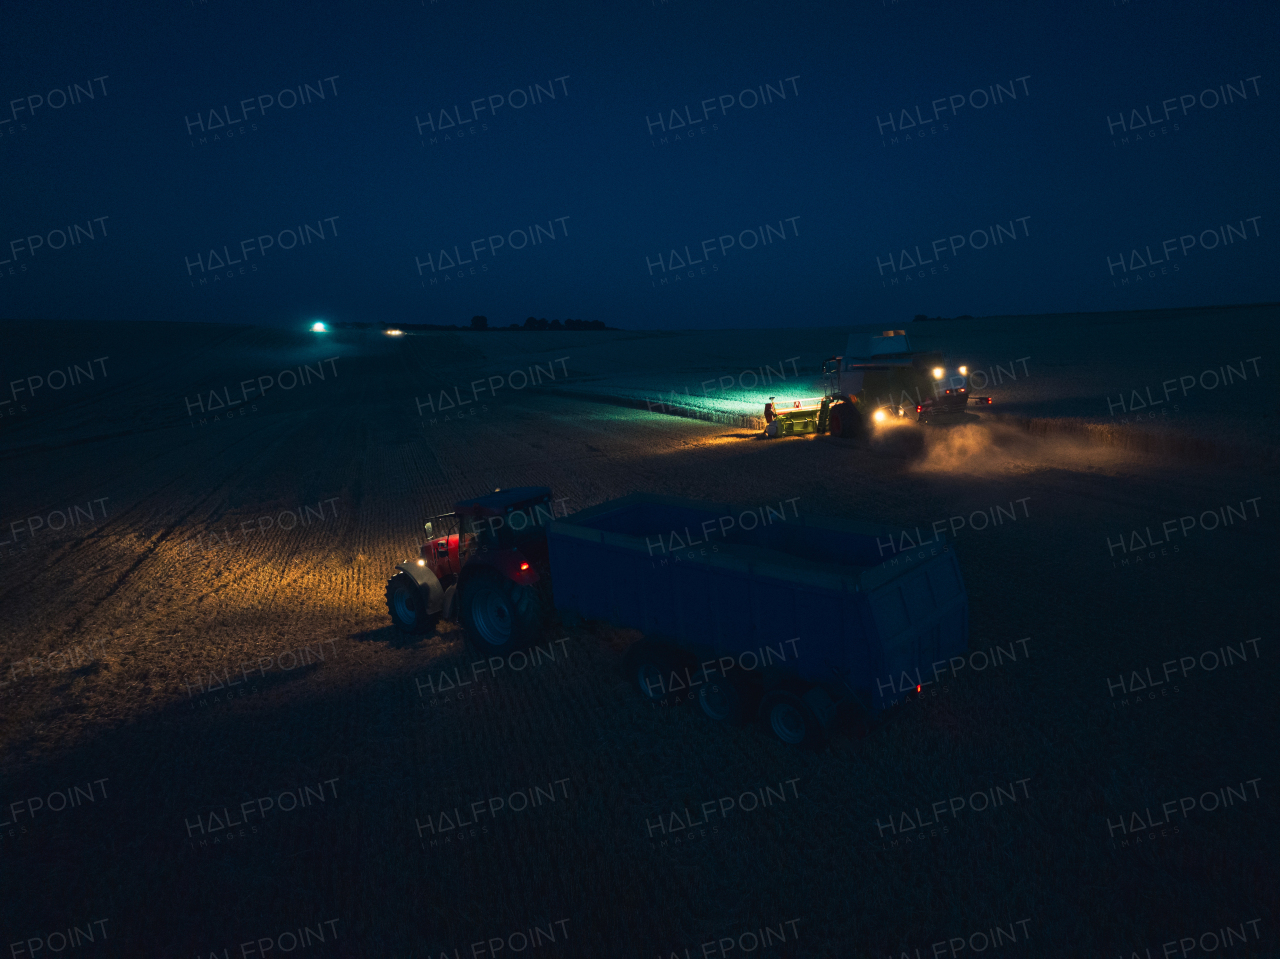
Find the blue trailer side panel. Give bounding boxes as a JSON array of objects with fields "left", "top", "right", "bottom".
[{"left": 548, "top": 494, "right": 968, "bottom": 713}]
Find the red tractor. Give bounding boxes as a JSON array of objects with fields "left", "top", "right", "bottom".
[{"left": 385, "top": 487, "right": 557, "bottom": 655}]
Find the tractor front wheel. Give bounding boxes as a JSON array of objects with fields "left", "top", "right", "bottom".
[
  {"left": 460, "top": 571, "right": 544, "bottom": 656},
  {"left": 386, "top": 572, "right": 438, "bottom": 635}
]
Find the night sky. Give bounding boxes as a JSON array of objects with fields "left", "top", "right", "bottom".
[{"left": 2, "top": 0, "right": 1276, "bottom": 330}]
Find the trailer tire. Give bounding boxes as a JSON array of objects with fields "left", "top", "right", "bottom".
[
  {"left": 759, "top": 689, "right": 829, "bottom": 749},
  {"left": 386, "top": 572, "right": 439, "bottom": 635},
  {"left": 460, "top": 570, "right": 543, "bottom": 656},
  {"left": 624, "top": 641, "right": 684, "bottom": 705},
  {"left": 697, "top": 671, "right": 762, "bottom": 725}
]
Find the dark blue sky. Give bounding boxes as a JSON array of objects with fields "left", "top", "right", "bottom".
[{"left": 1, "top": 0, "right": 1276, "bottom": 330}]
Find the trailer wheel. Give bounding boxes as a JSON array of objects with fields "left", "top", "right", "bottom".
[
  {"left": 624, "top": 641, "right": 682, "bottom": 704},
  {"left": 386, "top": 572, "right": 438, "bottom": 635},
  {"left": 759, "top": 689, "right": 829, "bottom": 748},
  {"left": 698, "top": 672, "right": 761, "bottom": 725},
  {"left": 460, "top": 571, "right": 543, "bottom": 656}
]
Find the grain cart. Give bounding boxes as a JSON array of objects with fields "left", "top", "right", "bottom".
[
  {"left": 389, "top": 488, "right": 969, "bottom": 748},
  {"left": 838, "top": 330, "right": 992, "bottom": 423}
]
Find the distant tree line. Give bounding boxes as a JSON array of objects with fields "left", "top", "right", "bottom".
[
  {"left": 511, "top": 316, "right": 608, "bottom": 331},
  {"left": 913, "top": 313, "right": 975, "bottom": 322},
  {"left": 328, "top": 315, "right": 615, "bottom": 332},
  {"left": 470, "top": 315, "right": 610, "bottom": 331}
]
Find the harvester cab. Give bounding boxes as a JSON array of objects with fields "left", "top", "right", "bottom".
[{"left": 386, "top": 487, "right": 556, "bottom": 651}]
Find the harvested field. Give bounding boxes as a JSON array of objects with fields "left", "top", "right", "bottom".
[{"left": 0, "top": 312, "right": 1276, "bottom": 958}]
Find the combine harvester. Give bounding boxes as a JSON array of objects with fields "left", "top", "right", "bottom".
[
  {"left": 763, "top": 329, "right": 992, "bottom": 437},
  {"left": 387, "top": 486, "right": 968, "bottom": 748}
]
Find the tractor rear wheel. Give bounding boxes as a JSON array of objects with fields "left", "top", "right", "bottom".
[
  {"left": 386, "top": 572, "right": 438, "bottom": 635},
  {"left": 460, "top": 571, "right": 544, "bottom": 656}
]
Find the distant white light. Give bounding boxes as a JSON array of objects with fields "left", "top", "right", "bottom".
[
  {"left": 385, "top": 329, "right": 403, "bottom": 336},
  {"left": 310, "top": 321, "right": 327, "bottom": 332}
]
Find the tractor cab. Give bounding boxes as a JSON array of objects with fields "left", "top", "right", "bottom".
[
  {"left": 420, "top": 486, "right": 554, "bottom": 573},
  {"left": 451, "top": 486, "right": 555, "bottom": 551}
]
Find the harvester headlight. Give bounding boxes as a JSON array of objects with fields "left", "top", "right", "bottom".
[
  {"left": 959, "top": 366, "right": 967, "bottom": 375},
  {"left": 310, "top": 321, "right": 327, "bottom": 332},
  {"left": 385, "top": 328, "right": 403, "bottom": 336},
  {"left": 932, "top": 367, "right": 944, "bottom": 379},
  {"left": 873, "top": 409, "right": 886, "bottom": 422}
]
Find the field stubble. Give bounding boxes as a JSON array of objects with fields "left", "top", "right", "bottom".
[{"left": 0, "top": 320, "right": 1275, "bottom": 957}]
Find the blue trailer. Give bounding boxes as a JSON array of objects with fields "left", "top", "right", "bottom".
[
  {"left": 546, "top": 493, "right": 969, "bottom": 747},
  {"left": 391, "top": 486, "right": 969, "bottom": 747}
]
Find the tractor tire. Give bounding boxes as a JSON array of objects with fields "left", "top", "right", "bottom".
[
  {"left": 697, "top": 670, "right": 762, "bottom": 725},
  {"left": 459, "top": 570, "right": 544, "bottom": 657},
  {"left": 758, "top": 688, "right": 830, "bottom": 749},
  {"left": 386, "top": 572, "right": 439, "bottom": 635}
]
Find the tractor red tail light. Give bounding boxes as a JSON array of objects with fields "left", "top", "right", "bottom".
[
  {"left": 916, "top": 684, "right": 921, "bottom": 692},
  {"left": 916, "top": 405, "right": 922, "bottom": 412},
  {"left": 519, "top": 562, "right": 530, "bottom": 571},
  {"left": 986, "top": 397, "right": 992, "bottom": 404}
]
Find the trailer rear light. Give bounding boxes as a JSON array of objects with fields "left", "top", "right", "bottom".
[
  {"left": 986, "top": 397, "right": 992, "bottom": 404},
  {"left": 916, "top": 684, "right": 921, "bottom": 692},
  {"left": 916, "top": 405, "right": 922, "bottom": 412},
  {"left": 519, "top": 562, "right": 530, "bottom": 570}
]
